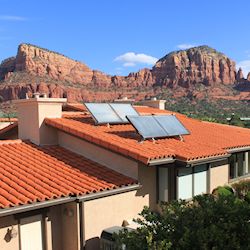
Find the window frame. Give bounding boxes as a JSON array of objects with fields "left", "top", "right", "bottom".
[
  {"left": 229, "top": 151, "right": 250, "bottom": 180},
  {"left": 157, "top": 165, "right": 176, "bottom": 203},
  {"left": 176, "top": 164, "right": 209, "bottom": 200}
]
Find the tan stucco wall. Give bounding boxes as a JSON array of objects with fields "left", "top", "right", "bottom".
[
  {"left": 210, "top": 161, "right": 229, "bottom": 192},
  {"left": 83, "top": 190, "right": 149, "bottom": 250},
  {"left": 58, "top": 131, "right": 139, "bottom": 179},
  {"left": 15, "top": 98, "right": 65, "bottom": 145},
  {"left": 138, "top": 164, "right": 157, "bottom": 209},
  {"left": 0, "top": 215, "right": 19, "bottom": 250}
]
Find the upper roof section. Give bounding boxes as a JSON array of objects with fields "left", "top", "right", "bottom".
[
  {"left": 45, "top": 105, "right": 250, "bottom": 164},
  {"left": 0, "top": 140, "right": 136, "bottom": 209}
]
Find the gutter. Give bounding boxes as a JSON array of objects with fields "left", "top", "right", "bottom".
[
  {"left": 227, "top": 146, "right": 250, "bottom": 153},
  {"left": 0, "top": 197, "right": 75, "bottom": 217},
  {"left": 77, "top": 184, "right": 141, "bottom": 202},
  {"left": 148, "top": 157, "right": 175, "bottom": 166},
  {"left": 184, "top": 154, "right": 231, "bottom": 167},
  {"left": 0, "top": 184, "right": 141, "bottom": 217}
]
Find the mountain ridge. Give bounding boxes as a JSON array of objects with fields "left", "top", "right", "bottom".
[{"left": 0, "top": 43, "right": 249, "bottom": 102}]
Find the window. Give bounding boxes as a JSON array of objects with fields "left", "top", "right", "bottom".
[
  {"left": 229, "top": 151, "right": 250, "bottom": 179},
  {"left": 158, "top": 167, "right": 169, "bottom": 202},
  {"left": 177, "top": 164, "right": 208, "bottom": 200},
  {"left": 194, "top": 164, "right": 207, "bottom": 196}
]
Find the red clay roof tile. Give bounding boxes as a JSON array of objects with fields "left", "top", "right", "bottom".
[{"left": 0, "top": 141, "right": 137, "bottom": 209}]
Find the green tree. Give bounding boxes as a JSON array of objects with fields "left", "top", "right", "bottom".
[{"left": 115, "top": 194, "right": 250, "bottom": 250}]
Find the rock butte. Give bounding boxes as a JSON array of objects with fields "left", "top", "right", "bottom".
[{"left": 0, "top": 43, "right": 250, "bottom": 102}]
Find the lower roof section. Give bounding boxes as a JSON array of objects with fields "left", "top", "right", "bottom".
[{"left": 0, "top": 140, "right": 137, "bottom": 209}]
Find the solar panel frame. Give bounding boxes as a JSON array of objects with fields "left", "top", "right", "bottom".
[
  {"left": 109, "top": 103, "right": 139, "bottom": 122},
  {"left": 127, "top": 115, "right": 168, "bottom": 139},
  {"left": 154, "top": 115, "right": 190, "bottom": 136},
  {"left": 84, "top": 103, "right": 122, "bottom": 124}
]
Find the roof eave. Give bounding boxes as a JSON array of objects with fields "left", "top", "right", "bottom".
[
  {"left": 148, "top": 157, "right": 175, "bottom": 166},
  {"left": 180, "top": 154, "right": 231, "bottom": 166},
  {"left": 77, "top": 184, "right": 141, "bottom": 202},
  {"left": 0, "top": 196, "right": 75, "bottom": 218},
  {"left": 0, "top": 185, "right": 141, "bottom": 217},
  {"left": 227, "top": 146, "right": 250, "bottom": 153}
]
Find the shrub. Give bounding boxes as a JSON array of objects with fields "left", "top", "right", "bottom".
[
  {"left": 232, "top": 179, "right": 250, "bottom": 199},
  {"left": 212, "top": 186, "right": 234, "bottom": 197},
  {"left": 115, "top": 195, "right": 250, "bottom": 250}
]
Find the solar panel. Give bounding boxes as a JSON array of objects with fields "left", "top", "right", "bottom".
[
  {"left": 127, "top": 114, "right": 189, "bottom": 140},
  {"left": 85, "top": 103, "right": 139, "bottom": 125},
  {"left": 110, "top": 103, "right": 139, "bottom": 122},
  {"left": 127, "top": 115, "right": 167, "bottom": 139},
  {"left": 154, "top": 115, "right": 189, "bottom": 136},
  {"left": 85, "top": 103, "right": 122, "bottom": 124}
]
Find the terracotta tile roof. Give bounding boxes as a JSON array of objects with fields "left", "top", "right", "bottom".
[
  {"left": 0, "top": 118, "right": 18, "bottom": 122},
  {"left": 63, "top": 103, "right": 87, "bottom": 112},
  {"left": 45, "top": 106, "right": 250, "bottom": 164},
  {"left": 0, "top": 140, "right": 136, "bottom": 209}
]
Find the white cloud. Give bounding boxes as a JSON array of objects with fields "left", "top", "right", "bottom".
[
  {"left": 123, "top": 62, "right": 136, "bottom": 67},
  {"left": 114, "top": 52, "right": 158, "bottom": 67},
  {"left": 237, "top": 60, "right": 250, "bottom": 78},
  {"left": 177, "top": 44, "right": 196, "bottom": 50},
  {"left": 0, "top": 15, "right": 27, "bottom": 21}
]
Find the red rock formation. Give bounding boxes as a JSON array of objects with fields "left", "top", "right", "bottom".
[
  {"left": 247, "top": 72, "right": 250, "bottom": 82},
  {"left": 0, "top": 43, "right": 248, "bottom": 102},
  {"left": 236, "top": 68, "right": 244, "bottom": 82},
  {"left": 152, "top": 46, "right": 237, "bottom": 88},
  {"left": 15, "top": 44, "right": 94, "bottom": 84}
]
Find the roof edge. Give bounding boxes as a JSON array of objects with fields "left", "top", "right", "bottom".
[
  {"left": 77, "top": 184, "right": 141, "bottom": 202},
  {"left": 0, "top": 185, "right": 141, "bottom": 216},
  {"left": 148, "top": 157, "right": 175, "bottom": 166},
  {"left": 183, "top": 154, "right": 231, "bottom": 166},
  {"left": 227, "top": 146, "right": 250, "bottom": 153},
  {"left": 0, "top": 197, "right": 75, "bottom": 217}
]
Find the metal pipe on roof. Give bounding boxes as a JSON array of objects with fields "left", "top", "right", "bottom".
[
  {"left": 79, "top": 202, "right": 85, "bottom": 250},
  {"left": 0, "top": 197, "right": 75, "bottom": 217},
  {"left": 77, "top": 184, "right": 141, "bottom": 202}
]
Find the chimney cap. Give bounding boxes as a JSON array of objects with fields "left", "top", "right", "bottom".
[{"left": 32, "top": 92, "right": 47, "bottom": 98}]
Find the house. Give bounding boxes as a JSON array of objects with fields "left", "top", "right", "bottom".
[{"left": 0, "top": 96, "right": 250, "bottom": 250}]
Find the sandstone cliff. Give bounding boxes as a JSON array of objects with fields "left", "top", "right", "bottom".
[
  {"left": 0, "top": 43, "right": 249, "bottom": 102},
  {"left": 152, "top": 46, "right": 237, "bottom": 88}
]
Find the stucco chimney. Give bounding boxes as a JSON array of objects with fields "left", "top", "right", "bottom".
[
  {"left": 113, "top": 96, "right": 135, "bottom": 104},
  {"left": 141, "top": 97, "right": 166, "bottom": 110},
  {"left": 14, "top": 96, "right": 67, "bottom": 145}
]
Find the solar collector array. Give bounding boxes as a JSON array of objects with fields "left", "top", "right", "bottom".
[
  {"left": 127, "top": 115, "right": 189, "bottom": 139},
  {"left": 85, "top": 103, "right": 190, "bottom": 140}
]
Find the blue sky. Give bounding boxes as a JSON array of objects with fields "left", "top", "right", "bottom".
[{"left": 1, "top": 0, "right": 250, "bottom": 76}]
